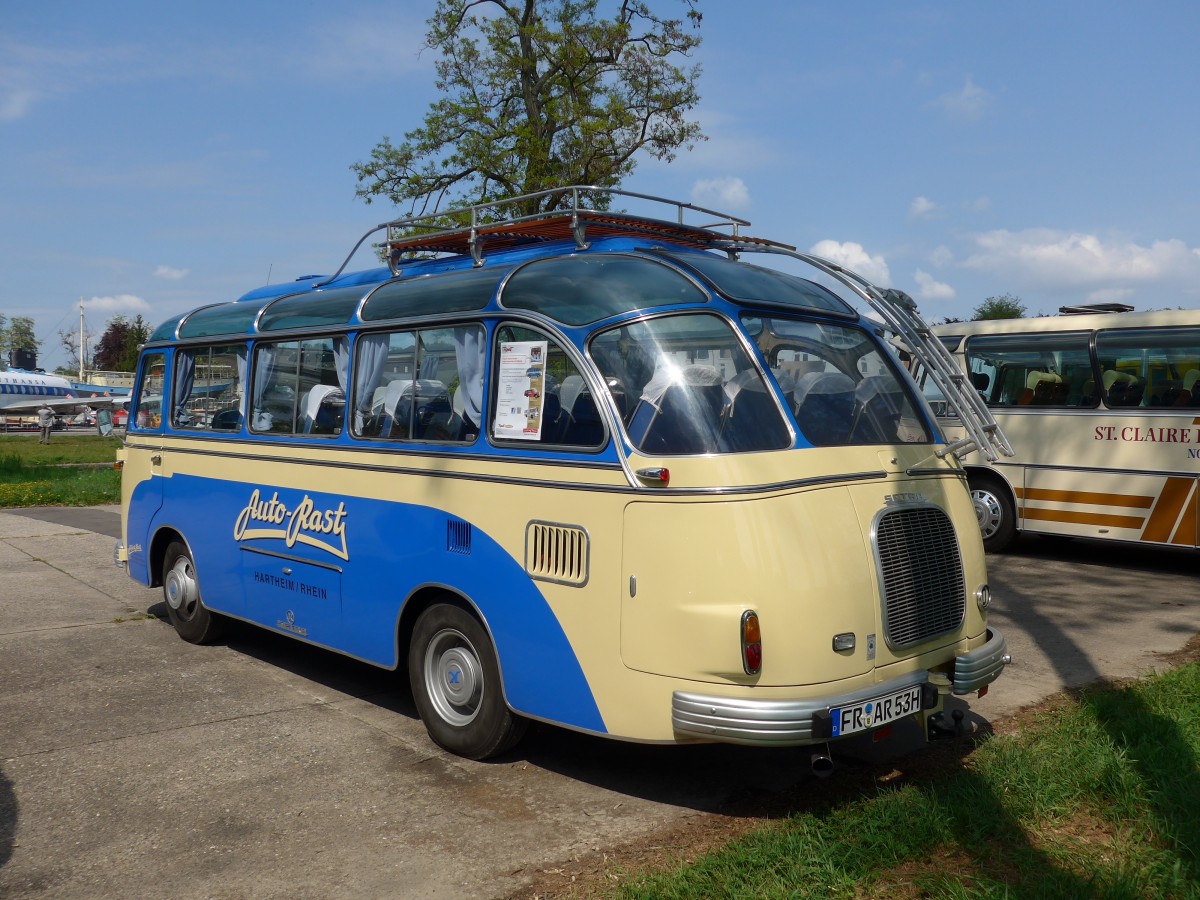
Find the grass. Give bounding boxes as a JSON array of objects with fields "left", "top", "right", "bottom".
[
  {"left": 611, "top": 663, "right": 1200, "bottom": 899},
  {"left": 0, "top": 433, "right": 122, "bottom": 507}
]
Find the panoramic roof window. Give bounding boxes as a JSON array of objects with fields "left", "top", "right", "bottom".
[
  {"left": 258, "top": 286, "right": 365, "bottom": 332},
  {"left": 501, "top": 255, "right": 707, "bottom": 325},
  {"left": 149, "top": 313, "right": 186, "bottom": 342},
  {"left": 657, "top": 251, "right": 854, "bottom": 317},
  {"left": 361, "top": 266, "right": 508, "bottom": 321},
  {"left": 177, "top": 301, "right": 269, "bottom": 340}
]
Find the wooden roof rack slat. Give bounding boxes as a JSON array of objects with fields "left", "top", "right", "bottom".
[{"left": 383, "top": 185, "right": 765, "bottom": 271}]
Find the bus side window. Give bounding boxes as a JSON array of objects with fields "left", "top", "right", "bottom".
[
  {"left": 132, "top": 352, "right": 166, "bottom": 431},
  {"left": 250, "top": 337, "right": 344, "bottom": 436},
  {"left": 492, "top": 325, "right": 599, "bottom": 448},
  {"left": 352, "top": 326, "right": 482, "bottom": 443}
]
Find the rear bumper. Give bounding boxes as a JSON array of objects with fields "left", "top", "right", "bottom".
[
  {"left": 672, "top": 670, "right": 930, "bottom": 747},
  {"left": 671, "top": 628, "right": 1009, "bottom": 747},
  {"left": 951, "top": 627, "right": 1009, "bottom": 695}
]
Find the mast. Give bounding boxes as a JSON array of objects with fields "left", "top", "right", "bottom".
[{"left": 79, "top": 297, "right": 85, "bottom": 383}]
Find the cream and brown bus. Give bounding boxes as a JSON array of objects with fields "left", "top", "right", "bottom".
[{"left": 928, "top": 307, "right": 1200, "bottom": 551}]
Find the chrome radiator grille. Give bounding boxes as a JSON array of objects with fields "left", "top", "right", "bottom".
[{"left": 874, "top": 506, "right": 965, "bottom": 649}]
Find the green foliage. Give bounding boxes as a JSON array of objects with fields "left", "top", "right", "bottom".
[
  {"left": 0, "top": 435, "right": 122, "bottom": 506},
  {"left": 352, "top": 0, "right": 705, "bottom": 217},
  {"left": 972, "top": 293, "right": 1027, "bottom": 320},
  {"left": 617, "top": 664, "right": 1200, "bottom": 898},
  {"left": 1, "top": 315, "right": 40, "bottom": 365},
  {"left": 93, "top": 314, "right": 151, "bottom": 372}
]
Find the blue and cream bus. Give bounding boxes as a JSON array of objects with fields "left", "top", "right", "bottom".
[{"left": 117, "top": 187, "right": 1010, "bottom": 764}]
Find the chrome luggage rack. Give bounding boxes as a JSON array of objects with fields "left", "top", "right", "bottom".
[
  {"left": 331, "top": 184, "right": 1012, "bottom": 464},
  {"left": 381, "top": 184, "right": 793, "bottom": 270}
]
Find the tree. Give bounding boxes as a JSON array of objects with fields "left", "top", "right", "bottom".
[
  {"left": 972, "top": 293, "right": 1026, "bottom": 320},
  {"left": 58, "top": 324, "right": 94, "bottom": 376},
  {"left": 352, "top": 0, "right": 705, "bottom": 218},
  {"left": 92, "top": 315, "right": 151, "bottom": 372},
  {"left": 4, "top": 317, "right": 39, "bottom": 367}
]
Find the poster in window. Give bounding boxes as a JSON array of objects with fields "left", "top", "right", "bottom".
[{"left": 493, "top": 340, "right": 548, "bottom": 440}]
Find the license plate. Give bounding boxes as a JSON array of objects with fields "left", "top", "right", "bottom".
[{"left": 830, "top": 684, "right": 922, "bottom": 737}]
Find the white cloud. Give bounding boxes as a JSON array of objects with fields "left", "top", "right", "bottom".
[
  {"left": 936, "top": 77, "right": 992, "bottom": 122},
  {"left": 691, "top": 177, "right": 750, "bottom": 211},
  {"left": 909, "top": 196, "right": 937, "bottom": 219},
  {"left": 809, "top": 240, "right": 891, "bottom": 286},
  {"left": 914, "top": 269, "right": 956, "bottom": 301},
  {"left": 154, "top": 265, "right": 189, "bottom": 280},
  {"left": 1087, "top": 286, "right": 1136, "bottom": 304},
  {"left": 929, "top": 245, "right": 955, "bottom": 267},
  {"left": 963, "top": 229, "right": 1200, "bottom": 290},
  {"left": 86, "top": 294, "right": 152, "bottom": 314},
  {"left": 0, "top": 86, "right": 37, "bottom": 122}
]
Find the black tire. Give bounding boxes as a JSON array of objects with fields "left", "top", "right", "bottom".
[
  {"left": 970, "top": 476, "right": 1017, "bottom": 553},
  {"left": 408, "top": 601, "right": 526, "bottom": 760},
  {"left": 162, "top": 540, "right": 224, "bottom": 644}
]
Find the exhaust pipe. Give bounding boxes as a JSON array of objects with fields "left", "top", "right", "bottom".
[{"left": 810, "top": 745, "right": 834, "bottom": 778}]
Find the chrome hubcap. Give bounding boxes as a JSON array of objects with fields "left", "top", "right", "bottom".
[
  {"left": 971, "top": 489, "right": 1003, "bottom": 540},
  {"left": 424, "top": 628, "right": 483, "bottom": 726},
  {"left": 165, "top": 556, "right": 198, "bottom": 615}
]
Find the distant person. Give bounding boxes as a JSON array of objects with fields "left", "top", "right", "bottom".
[{"left": 37, "top": 404, "right": 54, "bottom": 444}]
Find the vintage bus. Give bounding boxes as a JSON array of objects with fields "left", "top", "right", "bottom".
[
  {"left": 116, "top": 187, "right": 1010, "bottom": 764},
  {"left": 928, "top": 308, "right": 1200, "bottom": 552}
]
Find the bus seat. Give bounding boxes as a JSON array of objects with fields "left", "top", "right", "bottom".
[
  {"left": 850, "top": 375, "right": 904, "bottom": 442},
  {"left": 210, "top": 408, "right": 243, "bottom": 431},
  {"left": 380, "top": 379, "right": 414, "bottom": 437},
  {"left": 1020, "top": 371, "right": 1061, "bottom": 405},
  {"left": 970, "top": 371, "right": 991, "bottom": 400},
  {"left": 554, "top": 375, "right": 604, "bottom": 445},
  {"left": 793, "top": 371, "right": 855, "bottom": 446},
  {"left": 562, "top": 389, "right": 604, "bottom": 445},
  {"left": 404, "top": 381, "right": 452, "bottom": 440},
  {"left": 301, "top": 385, "right": 344, "bottom": 434},
  {"left": 628, "top": 365, "right": 724, "bottom": 455},
  {"left": 720, "top": 369, "right": 786, "bottom": 451},
  {"left": 1102, "top": 370, "right": 1142, "bottom": 407}
]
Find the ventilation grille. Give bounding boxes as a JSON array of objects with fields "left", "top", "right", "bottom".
[
  {"left": 875, "top": 506, "right": 965, "bottom": 649},
  {"left": 447, "top": 519, "right": 471, "bottom": 555},
  {"left": 525, "top": 522, "right": 590, "bottom": 587}
]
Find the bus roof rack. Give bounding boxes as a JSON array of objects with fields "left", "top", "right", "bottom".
[
  {"left": 1058, "top": 302, "right": 1135, "bottom": 315},
  {"left": 381, "top": 185, "right": 792, "bottom": 271}
]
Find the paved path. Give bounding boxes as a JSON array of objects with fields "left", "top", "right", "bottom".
[{"left": 1, "top": 509, "right": 1197, "bottom": 898}]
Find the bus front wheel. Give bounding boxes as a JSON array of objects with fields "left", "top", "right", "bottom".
[
  {"left": 409, "top": 602, "right": 526, "bottom": 760},
  {"left": 162, "top": 540, "right": 224, "bottom": 644},
  {"left": 970, "top": 478, "right": 1016, "bottom": 553}
]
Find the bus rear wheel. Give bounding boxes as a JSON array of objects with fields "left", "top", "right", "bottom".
[
  {"left": 970, "top": 477, "right": 1016, "bottom": 553},
  {"left": 409, "top": 601, "right": 526, "bottom": 760},
  {"left": 162, "top": 540, "right": 224, "bottom": 644}
]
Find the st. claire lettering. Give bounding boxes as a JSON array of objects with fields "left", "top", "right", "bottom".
[{"left": 1094, "top": 425, "right": 1200, "bottom": 443}]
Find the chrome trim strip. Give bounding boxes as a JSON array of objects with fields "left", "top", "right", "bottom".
[
  {"left": 122, "top": 439, "right": 908, "bottom": 497},
  {"left": 239, "top": 544, "right": 344, "bottom": 574},
  {"left": 952, "top": 627, "right": 1009, "bottom": 695},
  {"left": 672, "top": 670, "right": 929, "bottom": 747}
]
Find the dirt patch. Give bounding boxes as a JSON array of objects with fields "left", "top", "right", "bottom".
[{"left": 510, "top": 637, "right": 1200, "bottom": 900}]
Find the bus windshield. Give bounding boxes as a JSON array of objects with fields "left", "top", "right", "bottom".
[
  {"left": 591, "top": 313, "right": 792, "bottom": 454},
  {"left": 744, "top": 315, "right": 932, "bottom": 446}
]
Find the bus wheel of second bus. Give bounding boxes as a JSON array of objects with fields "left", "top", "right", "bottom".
[
  {"left": 408, "top": 601, "right": 528, "bottom": 760},
  {"left": 969, "top": 476, "right": 1017, "bottom": 553},
  {"left": 162, "top": 540, "right": 225, "bottom": 644}
]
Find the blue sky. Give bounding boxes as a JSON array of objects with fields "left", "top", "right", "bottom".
[{"left": 4, "top": 1, "right": 1200, "bottom": 372}]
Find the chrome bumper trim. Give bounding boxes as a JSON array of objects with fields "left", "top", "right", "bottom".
[
  {"left": 672, "top": 670, "right": 929, "bottom": 747},
  {"left": 952, "top": 627, "right": 1009, "bottom": 695}
]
